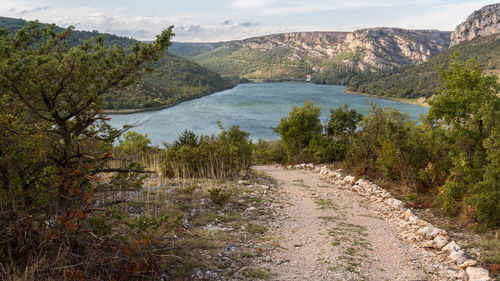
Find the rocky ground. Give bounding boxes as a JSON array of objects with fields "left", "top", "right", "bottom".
[
  {"left": 97, "top": 165, "right": 496, "bottom": 280},
  {"left": 250, "top": 164, "right": 495, "bottom": 281}
]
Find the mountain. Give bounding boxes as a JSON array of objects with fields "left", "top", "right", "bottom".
[
  {"left": 346, "top": 4, "right": 500, "bottom": 99},
  {"left": 169, "top": 42, "right": 223, "bottom": 58},
  {"left": 451, "top": 3, "right": 500, "bottom": 46},
  {"left": 0, "top": 16, "right": 236, "bottom": 111},
  {"left": 346, "top": 34, "right": 500, "bottom": 98},
  {"left": 171, "top": 28, "right": 450, "bottom": 82}
]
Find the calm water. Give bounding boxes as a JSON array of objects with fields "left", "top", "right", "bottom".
[{"left": 108, "top": 83, "right": 428, "bottom": 145}]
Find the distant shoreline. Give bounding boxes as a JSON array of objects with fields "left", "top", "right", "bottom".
[
  {"left": 103, "top": 82, "right": 429, "bottom": 115},
  {"left": 343, "top": 89, "right": 430, "bottom": 108}
]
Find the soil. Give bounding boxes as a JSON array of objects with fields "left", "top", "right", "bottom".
[{"left": 253, "top": 165, "right": 432, "bottom": 281}]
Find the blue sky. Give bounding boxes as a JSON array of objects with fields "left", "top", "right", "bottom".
[{"left": 0, "top": 0, "right": 496, "bottom": 42}]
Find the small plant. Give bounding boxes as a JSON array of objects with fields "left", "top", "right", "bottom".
[
  {"left": 406, "top": 193, "right": 418, "bottom": 202},
  {"left": 208, "top": 187, "right": 233, "bottom": 206}
]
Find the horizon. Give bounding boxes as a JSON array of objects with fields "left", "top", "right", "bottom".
[{"left": 0, "top": 1, "right": 497, "bottom": 42}]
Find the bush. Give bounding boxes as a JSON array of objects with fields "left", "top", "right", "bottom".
[
  {"left": 275, "top": 100, "right": 323, "bottom": 162},
  {"left": 252, "top": 139, "right": 286, "bottom": 164},
  {"left": 163, "top": 126, "right": 252, "bottom": 179}
]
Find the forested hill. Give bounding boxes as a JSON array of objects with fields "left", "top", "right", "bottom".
[
  {"left": 0, "top": 16, "right": 236, "bottom": 111},
  {"left": 345, "top": 3, "right": 500, "bottom": 99},
  {"left": 346, "top": 34, "right": 500, "bottom": 98}
]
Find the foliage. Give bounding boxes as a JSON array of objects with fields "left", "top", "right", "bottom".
[
  {"left": 275, "top": 100, "right": 323, "bottom": 162},
  {"left": 163, "top": 126, "right": 253, "bottom": 179},
  {"left": 118, "top": 131, "right": 152, "bottom": 153},
  {"left": 326, "top": 105, "right": 362, "bottom": 138},
  {"left": 427, "top": 58, "right": 500, "bottom": 227},
  {"left": 0, "top": 20, "right": 173, "bottom": 279},
  {"left": 208, "top": 187, "right": 233, "bottom": 206},
  {"left": 0, "top": 16, "right": 235, "bottom": 111},
  {"left": 252, "top": 139, "right": 287, "bottom": 164}
]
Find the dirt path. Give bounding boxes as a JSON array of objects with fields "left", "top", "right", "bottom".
[{"left": 254, "top": 165, "right": 429, "bottom": 281}]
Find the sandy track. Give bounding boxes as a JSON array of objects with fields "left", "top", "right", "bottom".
[{"left": 254, "top": 165, "right": 429, "bottom": 281}]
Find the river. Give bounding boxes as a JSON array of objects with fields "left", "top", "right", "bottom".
[{"left": 108, "top": 83, "right": 429, "bottom": 145}]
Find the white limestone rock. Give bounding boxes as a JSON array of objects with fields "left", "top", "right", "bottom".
[{"left": 465, "top": 266, "right": 492, "bottom": 281}]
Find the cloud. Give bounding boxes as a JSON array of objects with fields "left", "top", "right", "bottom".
[
  {"left": 221, "top": 20, "right": 232, "bottom": 25},
  {"left": 239, "top": 21, "right": 259, "bottom": 27},
  {"left": 19, "top": 5, "right": 50, "bottom": 15}
]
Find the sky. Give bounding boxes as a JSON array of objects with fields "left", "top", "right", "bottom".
[{"left": 0, "top": 0, "right": 497, "bottom": 42}]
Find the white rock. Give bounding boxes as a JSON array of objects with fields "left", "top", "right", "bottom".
[
  {"left": 458, "top": 259, "right": 478, "bottom": 269},
  {"left": 449, "top": 250, "right": 468, "bottom": 265},
  {"left": 237, "top": 180, "right": 250, "bottom": 185},
  {"left": 417, "top": 225, "right": 440, "bottom": 239},
  {"left": 385, "top": 198, "right": 406, "bottom": 210},
  {"left": 343, "top": 175, "right": 355, "bottom": 184},
  {"left": 466, "top": 267, "right": 491, "bottom": 281},
  {"left": 443, "top": 241, "right": 461, "bottom": 253},
  {"left": 457, "top": 269, "right": 468, "bottom": 280},
  {"left": 434, "top": 235, "right": 449, "bottom": 249}
]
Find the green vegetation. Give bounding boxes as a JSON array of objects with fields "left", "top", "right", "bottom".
[
  {"left": 0, "top": 16, "right": 236, "bottom": 111},
  {"left": 347, "top": 34, "right": 500, "bottom": 98},
  {"left": 0, "top": 21, "right": 173, "bottom": 279},
  {"left": 163, "top": 127, "right": 253, "bottom": 179},
  {"left": 263, "top": 58, "right": 500, "bottom": 229},
  {"left": 169, "top": 41, "right": 223, "bottom": 58},
  {"left": 193, "top": 45, "right": 313, "bottom": 81}
]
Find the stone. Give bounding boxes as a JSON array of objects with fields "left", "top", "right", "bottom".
[
  {"left": 433, "top": 235, "right": 449, "bottom": 249},
  {"left": 422, "top": 235, "right": 448, "bottom": 249},
  {"left": 449, "top": 250, "right": 468, "bottom": 265},
  {"left": 417, "top": 225, "right": 440, "bottom": 239},
  {"left": 386, "top": 198, "right": 406, "bottom": 210},
  {"left": 443, "top": 241, "right": 461, "bottom": 253},
  {"left": 343, "top": 175, "right": 355, "bottom": 184},
  {"left": 459, "top": 259, "right": 478, "bottom": 269},
  {"left": 457, "top": 269, "right": 468, "bottom": 280},
  {"left": 465, "top": 267, "right": 492, "bottom": 281}
]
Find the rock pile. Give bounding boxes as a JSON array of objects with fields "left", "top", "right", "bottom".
[{"left": 284, "top": 163, "right": 493, "bottom": 281}]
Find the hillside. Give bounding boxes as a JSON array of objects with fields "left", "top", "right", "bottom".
[
  {"left": 0, "top": 17, "right": 235, "bottom": 111},
  {"left": 186, "top": 29, "right": 450, "bottom": 81},
  {"left": 345, "top": 4, "right": 500, "bottom": 99},
  {"left": 169, "top": 42, "right": 223, "bottom": 58},
  {"left": 345, "top": 34, "right": 500, "bottom": 98}
]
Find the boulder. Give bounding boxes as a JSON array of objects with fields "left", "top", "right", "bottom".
[
  {"left": 385, "top": 198, "right": 406, "bottom": 210},
  {"left": 417, "top": 225, "right": 441, "bottom": 239},
  {"left": 465, "top": 267, "right": 491, "bottom": 281},
  {"left": 449, "top": 250, "right": 468, "bottom": 265},
  {"left": 433, "top": 235, "right": 449, "bottom": 249},
  {"left": 443, "top": 241, "right": 461, "bottom": 253},
  {"left": 343, "top": 175, "right": 355, "bottom": 184},
  {"left": 458, "top": 259, "right": 478, "bottom": 269}
]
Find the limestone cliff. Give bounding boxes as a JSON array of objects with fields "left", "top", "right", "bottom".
[
  {"left": 450, "top": 3, "right": 500, "bottom": 46},
  {"left": 191, "top": 28, "right": 451, "bottom": 79}
]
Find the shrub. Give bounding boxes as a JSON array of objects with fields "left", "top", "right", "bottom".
[
  {"left": 275, "top": 100, "right": 323, "bottom": 162},
  {"left": 163, "top": 126, "right": 252, "bottom": 179},
  {"left": 252, "top": 139, "right": 286, "bottom": 164}
]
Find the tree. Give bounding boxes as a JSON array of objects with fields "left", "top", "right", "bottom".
[
  {"left": 428, "top": 57, "right": 500, "bottom": 227},
  {"left": 0, "top": 21, "right": 173, "bottom": 278},
  {"left": 276, "top": 100, "right": 322, "bottom": 162},
  {"left": 326, "top": 104, "right": 362, "bottom": 138}
]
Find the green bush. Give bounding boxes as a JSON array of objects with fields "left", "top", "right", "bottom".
[
  {"left": 252, "top": 139, "right": 287, "bottom": 164},
  {"left": 275, "top": 100, "right": 323, "bottom": 163},
  {"left": 163, "top": 126, "right": 252, "bottom": 179}
]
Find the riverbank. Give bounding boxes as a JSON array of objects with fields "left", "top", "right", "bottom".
[
  {"left": 344, "top": 89, "right": 430, "bottom": 108},
  {"left": 102, "top": 85, "right": 237, "bottom": 115}
]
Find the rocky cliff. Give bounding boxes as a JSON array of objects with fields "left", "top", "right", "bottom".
[
  {"left": 450, "top": 3, "right": 500, "bottom": 46},
  {"left": 188, "top": 27, "right": 451, "bottom": 80},
  {"left": 226, "top": 28, "right": 450, "bottom": 70}
]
